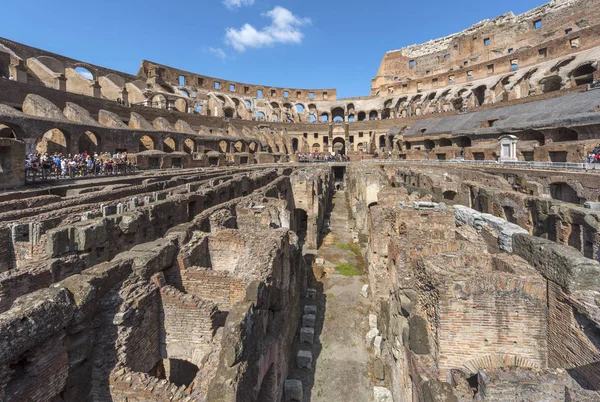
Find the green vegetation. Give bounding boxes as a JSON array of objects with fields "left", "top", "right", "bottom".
[
  {"left": 335, "top": 262, "right": 362, "bottom": 277},
  {"left": 334, "top": 242, "right": 361, "bottom": 254}
]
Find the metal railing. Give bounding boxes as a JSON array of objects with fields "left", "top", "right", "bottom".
[
  {"left": 364, "top": 158, "right": 600, "bottom": 171},
  {"left": 25, "top": 164, "right": 139, "bottom": 184}
]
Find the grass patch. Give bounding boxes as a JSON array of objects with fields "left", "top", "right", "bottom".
[
  {"left": 326, "top": 293, "right": 335, "bottom": 299},
  {"left": 335, "top": 262, "right": 362, "bottom": 277},
  {"left": 335, "top": 242, "right": 361, "bottom": 254}
]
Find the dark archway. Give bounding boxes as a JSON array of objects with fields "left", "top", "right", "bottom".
[
  {"left": 369, "top": 110, "right": 378, "bottom": 120},
  {"left": 571, "top": 64, "right": 597, "bottom": 86},
  {"left": 36, "top": 128, "right": 69, "bottom": 155},
  {"left": 78, "top": 131, "right": 100, "bottom": 154},
  {"left": 473, "top": 85, "right": 486, "bottom": 106},
  {"left": 423, "top": 140, "right": 435, "bottom": 151},
  {"left": 291, "top": 138, "right": 299, "bottom": 153},
  {"left": 540, "top": 76, "right": 562, "bottom": 93},
  {"left": 518, "top": 130, "right": 545, "bottom": 145},
  {"left": 357, "top": 111, "right": 366, "bottom": 121},
  {"left": 332, "top": 137, "right": 346, "bottom": 155},
  {"left": 139, "top": 135, "right": 155, "bottom": 151},
  {"left": 379, "top": 135, "right": 386, "bottom": 149},
  {"left": 183, "top": 138, "right": 195, "bottom": 154},
  {"left": 439, "top": 138, "right": 452, "bottom": 147},
  {"left": 550, "top": 182, "right": 582, "bottom": 204},
  {"left": 553, "top": 128, "right": 578, "bottom": 142},
  {"left": 163, "top": 137, "right": 177, "bottom": 153}
]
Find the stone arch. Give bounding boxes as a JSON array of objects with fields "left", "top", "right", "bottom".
[
  {"left": 78, "top": 130, "right": 100, "bottom": 154},
  {"left": 550, "top": 57, "right": 575, "bottom": 73},
  {"left": 183, "top": 138, "right": 195, "bottom": 154},
  {"left": 233, "top": 141, "right": 245, "bottom": 153},
  {"left": 296, "top": 103, "right": 305, "bottom": 113},
  {"left": 224, "top": 107, "right": 235, "bottom": 118},
  {"left": 255, "top": 111, "right": 266, "bottom": 121},
  {"left": 348, "top": 114, "right": 355, "bottom": 122},
  {"left": 174, "top": 98, "right": 187, "bottom": 113},
  {"left": 291, "top": 138, "right": 299, "bottom": 153},
  {"left": 332, "top": 137, "right": 346, "bottom": 155},
  {"left": 423, "top": 139, "right": 435, "bottom": 151},
  {"left": 439, "top": 138, "right": 452, "bottom": 147},
  {"left": 139, "top": 135, "right": 155, "bottom": 151},
  {"left": 357, "top": 111, "right": 366, "bottom": 121},
  {"left": 0, "top": 124, "right": 18, "bottom": 139},
  {"left": 378, "top": 135, "right": 386, "bottom": 149},
  {"left": 455, "top": 136, "right": 472, "bottom": 148},
  {"left": 462, "top": 354, "right": 541, "bottom": 375},
  {"left": 36, "top": 128, "right": 69, "bottom": 155},
  {"left": 552, "top": 127, "right": 578, "bottom": 142},
  {"left": 569, "top": 63, "right": 597, "bottom": 86},
  {"left": 152, "top": 94, "right": 168, "bottom": 109},
  {"left": 382, "top": 108, "right": 392, "bottom": 119},
  {"left": 74, "top": 66, "right": 95, "bottom": 81},
  {"left": 219, "top": 140, "right": 229, "bottom": 153},
  {"left": 539, "top": 75, "right": 562, "bottom": 93},
  {"left": 248, "top": 142, "right": 258, "bottom": 153},
  {"left": 163, "top": 137, "right": 178, "bottom": 153},
  {"left": 331, "top": 107, "right": 344, "bottom": 122},
  {"left": 312, "top": 143, "right": 321, "bottom": 152},
  {"left": 369, "top": 110, "right": 378, "bottom": 120},
  {"left": 518, "top": 130, "right": 545, "bottom": 145},
  {"left": 473, "top": 85, "right": 486, "bottom": 106},
  {"left": 320, "top": 112, "right": 329, "bottom": 122}
]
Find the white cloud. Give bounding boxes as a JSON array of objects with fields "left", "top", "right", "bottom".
[
  {"left": 225, "top": 6, "right": 311, "bottom": 52},
  {"left": 223, "top": 0, "right": 254, "bottom": 10},
  {"left": 209, "top": 47, "right": 228, "bottom": 60}
]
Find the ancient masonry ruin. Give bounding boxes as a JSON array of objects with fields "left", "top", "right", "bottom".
[
  {"left": 0, "top": 0, "right": 599, "bottom": 400},
  {"left": 0, "top": 161, "right": 599, "bottom": 401}
]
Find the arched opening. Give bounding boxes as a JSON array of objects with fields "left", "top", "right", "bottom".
[
  {"left": 438, "top": 138, "right": 452, "bottom": 147},
  {"left": 332, "top": 137, "right": 346, "bottom": 155},
  {"left": 152, "top": 94, "right": 167, "bottom": 109},
  {"left": 183, "top": 138, "right": 195, "bottom": 154},
  {"left": 292, "top": 138, "right": 299, "bottom": 153},
  {"left": 36, "top": 128, "right": 68, "bottom": 154},
  {"left": 219, "top": 140, "right": 229, "bottom": 153},
  {"left": 331, "top": 107, "right": 344, "bottom": 122},
  {"left": 503, "top": 206, "right": 517, "bottom": 224},
  {"left": 0, "top": 124, "right": 17, "bottom": 139},
  {"left": 309, "top": 114, "right": 317, "bottom": 123},
  {"left": 455, "top": 136, "right": 472, "bottom": 148},
  {"left": 348, "top": 114, "right": 355, "bottom": 122},
  {"left": 195, "top": 105, "right": 203, "bottom": 114},
  {"left": 78, "top": 131, "right": 99, "bottom": 154},
  {"left": 358, "top": 111, "right": 366, "bottom": 121},
  {"left": 272, "top": 114, "right": 279, "bottom": 122},
  {"left": 443, "top": 190, "right": 457, "bottom": 201},
  {"left": 296, "top": 104, "right": 305, "bottom": 113},
  {"left": 255, "top": 111, "right": 265, "bottom": 121},
  {"left": 379, "top": 135, "right": 386, "bottom": 149},
  {"left": 174, "top": 98, "right": 187, "bottom": 113},
  {"left": 550, "top": 182, "right": 582, "bottom": 204},
  {"left": 139, "top": 135, "right": 155, "bottom": 151},
  {"left": 248, "top": 142, "right": 257, "bottom": 153},
  {"left": 244, "top": 100, "right": 252, "bottom": 108},
  {"left": 553, "top": 127, "right": 578, "bottom": 142},
  {"left": 473, "top": 85, "right": 486, "bottom": 106},
  {"left": 570, "top": 64, "right": 597, "bottom": 86},
  {"left": 320, "top": 113, "right": 329, "bottom": 122},
  {"left": 518, "top": 130, "right": 545, "bottom": 145},
  {"left": 233, "top": 141, "right": 245, "bottom": 153},
  {"left": 423, "top": 140, "right": 435, "bottom": 151},
  {"left": 540, "top": 76, "right": 562, "bottom": 93},
  {"left": 369, "top": 110, "right": 378, "bottom": 120},
  {"left": 382, "top": 108, "right": 391, "bottom": 119},
  {"left": 163, "top": 137, "right": 177, "bottom": 153},
  {"left": 75, "top": 66, "right": 94, "bottom": 80},
  {"left": 312, "top": 143, "right": 321, "bottom": 153},
  {"left": 224, "top": 107, "right": 235, "bottom": 118}
]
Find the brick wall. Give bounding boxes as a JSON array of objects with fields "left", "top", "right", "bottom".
[{"left": 438, "top": 275, "right": 548, "bottom": 371}]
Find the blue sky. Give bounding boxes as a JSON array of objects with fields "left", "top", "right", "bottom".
[{"left": 3, "top": 0, "right": 547, "bottom": 98}]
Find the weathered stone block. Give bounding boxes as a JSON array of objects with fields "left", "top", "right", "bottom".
[
  {"left": 374, "top": 335, "right": 383, "bottom": 357},
  {"left": 302, "top": 314, "right": 316, "bottom": 328},
  {"left": 374, "top": 386, "right": 393, "bottom": 402},
  {"left": 284, "top": 379, "right": 303, "bottom": 402},
  {"left": 296, "top": 350, "right": 312, "bottom": 369},
  {"left": 361, "top": 284, "right": 369, "bottom": 298},
  {"left": 304, "top": 305, "right": 317, "bottom": 315},
  {"left": 369, "top": 314, "right": 378, "bottom": 329},
  {"left": 374, "top": 358, "right": 385, "bottom": 380},
  {"left": 409, "top": 315, "right": 430, "bottom": 354},
  {"left": 306, "top": 288, "right": 317, "bottom": 299},
  {"left": 366, "top": 328, "right": 378, "bottom": 347},
  {"left": 300, "top": 327, "right": 314, "bottom": 344}
]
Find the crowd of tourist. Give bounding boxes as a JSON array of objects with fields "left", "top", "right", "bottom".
[
  {"left": 25, "top": 151, "right": 136, "bottom": 179},
  {"left": 586, "top": 144, "right": 600, "bottom": 163},
  {"left": 297, "top": 152, "right": 350, "bottom": 162}
]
